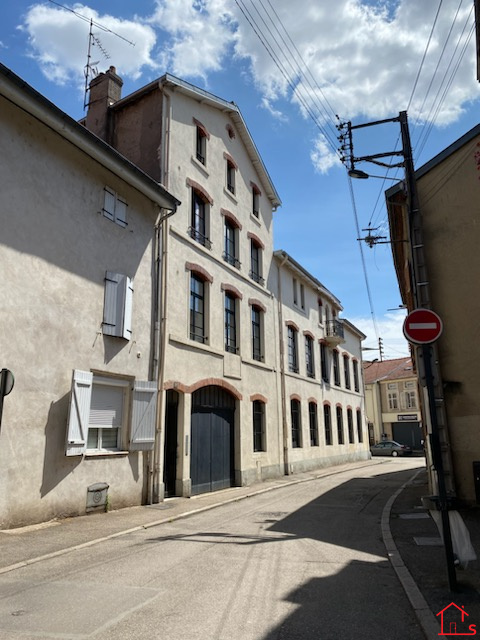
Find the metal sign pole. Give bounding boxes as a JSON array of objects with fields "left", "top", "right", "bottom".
[{"left": 422, "top": 344, "right": 457, "bottom": 591}]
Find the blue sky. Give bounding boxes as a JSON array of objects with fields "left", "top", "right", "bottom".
[{"left": 2, "top": 0, "right": 479, "bottom": 359}]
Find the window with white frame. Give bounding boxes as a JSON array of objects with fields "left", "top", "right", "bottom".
[
  {"left": 388, "top": 391, "right": 399, "bottom": 410},
  {"left": 65, "top": 370, "right": 157, "bottom": 456},
  {"left": 102, "top": 271, "right": 133, "bottom": 340},
  {"left": 403, "top": 390, "right": 417, "bottom": 409},
  {"left": 103, "top": 187, "right": 127, "bottom": 228}
]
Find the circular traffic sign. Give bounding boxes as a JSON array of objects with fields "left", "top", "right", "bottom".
[{"left": 403, "top": 308, "right": 443, "bottom": 345}]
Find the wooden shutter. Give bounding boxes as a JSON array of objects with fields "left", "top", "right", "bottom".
[
  {"left": 103, "top": 272, "right": 133, "bottom": 340},
  {"left": 66, "top": 370, "right": 92, "bottom": 456},
  {"left": 115, "top": 196, "right": 128, "bottom": 228},
  {"left": 130, "top": 381, "right": 157, "bottom": 450},
  {"left": 103, "top": 187, "right": 115, "bottom": 221}
]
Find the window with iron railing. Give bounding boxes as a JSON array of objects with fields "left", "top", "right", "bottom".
[
  {"left": 250, "top": 240, "right": 264, "bottom": 285},
  {"left": 189, "top": 190, "right": 211, "bottom": 249},
  {"left": 223, "top": 219, "right": 240, "bottom": 268}
]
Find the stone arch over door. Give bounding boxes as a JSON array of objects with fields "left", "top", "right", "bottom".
[{"left": 190, "top": 385, "right": 236, "bottom": 496}]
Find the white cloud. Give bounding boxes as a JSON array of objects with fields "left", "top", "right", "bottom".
[
  {"left": 21, "top": 4, "right": 157, "bottom": 87},
  {"left": 311, "top": 134, "right": 342, "bottom": 173},
  {"left": 20, "top": 0, "right": 480, "bottom": 168},
  {"left": 349, "top": 311, "right": 410, "bottom": 360}
]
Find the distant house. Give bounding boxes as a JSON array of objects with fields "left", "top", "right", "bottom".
[
  {"left": 363, "top": 357, "right": 422, "bottom": 448},
  {"left": 386, "top": 123, "right": 480, "bottom": 503},
  {"left": 0, "top": 64, "right": 179, "bottom": 528}
]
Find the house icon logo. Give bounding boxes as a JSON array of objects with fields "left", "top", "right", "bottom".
[{"left": 437, "top": 602, "right": 477, "bottom": 636}]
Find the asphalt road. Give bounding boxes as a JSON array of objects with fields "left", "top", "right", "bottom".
[{"left": 0, "top": 458, "right": 425, "bottom": 640}]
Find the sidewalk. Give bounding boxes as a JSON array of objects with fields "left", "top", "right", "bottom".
[{"left": 0, "top": 459, "right": 478, "bottom": 639}]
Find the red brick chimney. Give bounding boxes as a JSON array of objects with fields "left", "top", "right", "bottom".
[{"left": 85, "top": 66, "right": 123, "bottom": 142}]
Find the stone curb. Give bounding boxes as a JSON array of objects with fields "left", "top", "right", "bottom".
[{"left": 381, "top": 469, "right": 446, "bottom": 640}]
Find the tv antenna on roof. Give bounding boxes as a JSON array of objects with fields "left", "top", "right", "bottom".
[{"left": 47, "top": 1, "right": 135, "bottom": 110}]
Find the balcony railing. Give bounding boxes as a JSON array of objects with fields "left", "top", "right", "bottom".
[
  {"left": 188, "top": 226, "right": 212, "bottom": 250},
  {"left": 223, "top": 251, "right": 241, "bottom": 269},
  {"left": 249, "top": 270, "right": 265, "bottom": 286},
  {"left": 325, "top": 319, "right": 345, "bottom": 345}
]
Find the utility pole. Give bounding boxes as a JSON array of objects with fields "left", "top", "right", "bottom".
[{"left": 339, "top": 111, "right": 457, "bottom": 591}]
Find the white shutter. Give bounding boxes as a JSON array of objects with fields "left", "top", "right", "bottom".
[
  {"left": 115, "top": 196, "right": 128, "bottom": 228},
  {"left": 103, "top": 187, "right": 115, "bottom": 221},
  {"left": 66, "top": 370, "right": 92, "bottom": 456},
  {"left": 130, "top": 381, "right": 157, "bottom": 451},
  {"left": 103, "top": 272, "right": 133, "bottom": 340},
  {"left": 122, "top": 277, "right": 134, "bottom": 340}
]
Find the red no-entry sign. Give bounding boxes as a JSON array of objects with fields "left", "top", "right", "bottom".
[{"left": 403, "top": 308, "right": 443, "bottom": 344}]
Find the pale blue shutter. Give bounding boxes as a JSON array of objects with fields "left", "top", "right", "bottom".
[
  {"left": 103, "top": 272, "right": 133, "bottom": 340},
  {"left": 103, "top": 187, "right": 115, "bottom": 221},
  {"left": 66, "top": 370, "right": 92, "bottom": 456},
  {"left": 122, "top": 277, "right": 133, "bottom": 340},
  {"left": 115, "top": 196, "right": 128, "bottom": 228},
  {"left": 130, "top": 381, "right": 157, "bottom": 450}
]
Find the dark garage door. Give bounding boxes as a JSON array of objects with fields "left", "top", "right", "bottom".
[
  {"left": 392, "top": 422, "right": 422, "bottom": 449},
  {"left": 191, "top": 386, "right": 235, "bottom": 496}
]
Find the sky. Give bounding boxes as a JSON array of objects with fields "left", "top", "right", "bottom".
[{"left": 1, "top": 0, "right": 479, "bottom": 360}]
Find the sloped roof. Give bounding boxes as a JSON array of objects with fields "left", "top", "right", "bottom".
[{"left": 363, "top": 357, "right": 415, "bottom": 384}]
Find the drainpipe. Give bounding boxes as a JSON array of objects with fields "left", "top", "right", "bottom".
[
  {"left": 277, "top": 253, "right": 290, "bottom": 475},
  {"left": 151, "top": 88, "right": 173, "bottom": 504}
]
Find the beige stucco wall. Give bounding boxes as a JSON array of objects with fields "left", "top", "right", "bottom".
[
  {"left": 0, "top": 97, "right": 160, "bottom": 527},
  {"left": 416, "top": 135, "right": 480, "bottom": 502},
  {"left": 157, "top": 90, "right": 283, "bottom": 491},
  {"left": 275, "top": 261, "right": 370, "bottom": 473}
]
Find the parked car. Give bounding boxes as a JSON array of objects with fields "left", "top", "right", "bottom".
[{"left": 370, "top": 440, "right": 412, "bottom": 457}]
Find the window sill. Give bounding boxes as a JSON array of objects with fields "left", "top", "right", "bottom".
[
  {"left": 224, "top": 187, "right": 238, "bottom": 204},
  {"left": 191, "top": 155, "right": 209, "bottom": 177},
  {"left": 250, "top": 213, "right": 261, "bottom": 227},
  {"left": 85, "top": 450, "right": 129, "bottom": 458}
]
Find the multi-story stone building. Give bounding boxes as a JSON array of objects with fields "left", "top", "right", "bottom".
[
  {"left": 0, "top": 63, "right": 370, "bottom": 527},
  {"left": 363, "top": 357, "right": 422, "bottom": 448}
]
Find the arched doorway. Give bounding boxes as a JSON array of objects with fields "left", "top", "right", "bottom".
[{"left": 191, "top": 385, "right": 236, "bottom": 495}]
